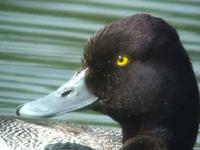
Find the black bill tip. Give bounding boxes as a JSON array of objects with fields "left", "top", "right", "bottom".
[{"left": 16, "top": 104, "right": 24, "bottom": 116}]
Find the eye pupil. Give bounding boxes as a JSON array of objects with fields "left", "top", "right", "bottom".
[{"left": 119, "top": 57, "right": 124, "bottom": 62}]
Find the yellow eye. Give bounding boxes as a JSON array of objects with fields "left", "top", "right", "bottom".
[{"left": 116, "top": 55, "right": 129, "bottom": 67}]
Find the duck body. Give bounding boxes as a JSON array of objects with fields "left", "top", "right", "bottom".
[
  {"left": 0, "top": 118, "right": 121, "bottom": 150},
  {"left": 16, "top": 14, "right": 199, "bottom": 150}
]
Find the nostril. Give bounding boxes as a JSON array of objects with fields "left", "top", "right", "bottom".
[{"left": 61, "top": 89, "right": 72, "bottom": 97}]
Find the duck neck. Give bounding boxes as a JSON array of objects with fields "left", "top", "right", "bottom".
[
  {"left": 120, "top": 120, "right": 170, "bottom": 144},
  {"left": 120, "top": 121, "right": 140, "bottom": 143}
]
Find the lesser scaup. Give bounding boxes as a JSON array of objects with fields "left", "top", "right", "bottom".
[{"left": 16, "top": 14, "right": 199, "bottom": 150}]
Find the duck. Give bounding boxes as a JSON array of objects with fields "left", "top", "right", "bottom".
[{"left": 14, "top": 14, "right": 199, "bottom": 150}]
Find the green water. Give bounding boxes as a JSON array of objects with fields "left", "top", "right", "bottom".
[{"left": 0, "top": 0, "right": 200, "bottom": 149}]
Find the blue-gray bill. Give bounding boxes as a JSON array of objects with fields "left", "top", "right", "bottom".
[{"left": 16, "top": 68, "right": 98, "bottom": 118}]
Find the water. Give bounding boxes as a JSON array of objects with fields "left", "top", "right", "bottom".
[{"left": 0, "top": 0, "right": 199, "bottom": 149}]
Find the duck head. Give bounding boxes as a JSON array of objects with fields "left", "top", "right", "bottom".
[{"left": 16, "top": 14, "right": 199, "bottom": 150}]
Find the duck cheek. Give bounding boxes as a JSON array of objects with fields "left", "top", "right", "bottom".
[{"left": 85, "top": 71, "right": 107, "bottom": 98}]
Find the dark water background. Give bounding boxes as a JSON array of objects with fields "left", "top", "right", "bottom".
[{"left": 0, "top": 0, "right": 200, "bottom": 149}]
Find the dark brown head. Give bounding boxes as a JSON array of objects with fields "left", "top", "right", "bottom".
[{"left": 83, "top": 14, "right": 199, "bottom": 149}]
